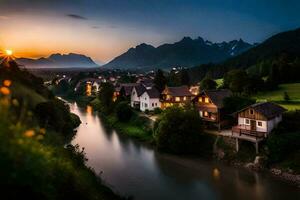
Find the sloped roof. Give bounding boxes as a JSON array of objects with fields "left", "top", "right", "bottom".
[
  {"left": 120, "top": 83, "right": 139, "bottom": 96},
  {"left": 202, "top": 89, "right": 232, "bottom": 108},
  {"left": 163, "top": 86, "right": 192, "bottom": 97},
  {"left": 134, "top": 84, "right": 146, "bottom": 97},
  {"left": 144, "top": 87, "right": 160, "bottom": 98},
  {"left": 241, "top": 102, "right": 287, "bottom": 119}
]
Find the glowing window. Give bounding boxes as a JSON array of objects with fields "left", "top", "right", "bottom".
[
  {"left": 198, "top": 98, "right": 202, "bottom": 103},
  {"left": 183, "top": 96, "right": 187, "bottom": 101},
  {"left": 204, "top": 111, "right": 208, "bottom": 117},
  {"left": 175, "top": 97, "right": 180, "bottom": 102},
  {"left": 205, "top": 97, "right": 209, "bottom": 103}
]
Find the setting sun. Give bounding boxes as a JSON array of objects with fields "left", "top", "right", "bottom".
[{"left": 5, "top": 50, "right": 13, "bottom": 56}]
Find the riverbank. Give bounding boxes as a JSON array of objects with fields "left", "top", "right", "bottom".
[
  {"left": 214, "top": 136, "right": 300, "bottom": 187},
  {"left": 99, "top": 111, "right": 154, "bottom": 142}
]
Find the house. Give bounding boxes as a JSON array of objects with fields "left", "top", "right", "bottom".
[
  {"left": 193, "top": 89, "right": 232, "bottom": 129},
  {"left": 130, "top": 84, "right": 146, "bottom": 109},
  {"left": 161, "top": 86, "right": 194, "bottom": 109},
  {"left": 232, "top": 102, "right": 286, "bottom": 153},
  {"left": 139, "top": 88, "right": 161, "bottom": 111},
  {"left": 119, "top": 83, "right": 139, "bottom": 98}
]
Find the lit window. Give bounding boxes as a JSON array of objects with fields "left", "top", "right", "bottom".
[
  {"left": 198, "top": 98, "right": 202, "bottom": 103},
  {"left": 183, "top": 96, "right": 187, "bottom": 101},
  {"left": 257, "top": 121, "right": 262, "bottom": 127},
  {"left": 205, "top": 97, "right": 209, "bottom": 103},
  {"left": 175, "top": 97, "right": 180, "bottom": 102},
  {"left": 204, "top": 111, "right": 208, "bottom": 117},
  {"left": 245, "top": 119, "right": 250, "bottom": 125}
]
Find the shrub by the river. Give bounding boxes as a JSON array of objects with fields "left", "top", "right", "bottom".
[
  {"left": 154, "top": 106, "right": 214, "bottom": 155},
  {"left": 115, "top": 102, "right": 133, "bottom": 122}
]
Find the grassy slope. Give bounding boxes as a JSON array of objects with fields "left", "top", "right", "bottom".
[
  {"left": 254, "top": 83, "right": 300, "bottom": 110},
  {"left": 11, "top": 82, "right": 47, "bottom": 107}
]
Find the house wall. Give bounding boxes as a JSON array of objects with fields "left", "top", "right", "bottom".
[
  {"left": 130, "top": 88, "right": 140, "bottom": 107},
  {"left": 140, "top": 92, "right": 161, "bottom": 111},
  {"left": 238, "top": 108, "right": 267, "bottom": 120},
  {"left": 194, "top": 94, "right": 219, "bottom": 122},
  {"left": 238, "top": 115, "right": 282, "bottom": 133}
]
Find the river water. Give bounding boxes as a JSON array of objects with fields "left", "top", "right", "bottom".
[{"left": 70, "top": 103, "right": 299, "bottom": 200}]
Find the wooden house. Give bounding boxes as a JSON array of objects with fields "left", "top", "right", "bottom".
[
  {"left": 232, "top": 102, "right": 286, "bottom": 153},
  {"left": 193, "top": 89, "right": 232, "bottom": 129},
  {"left": 161, "top": 86, "right": 194, "bottom": 109}
]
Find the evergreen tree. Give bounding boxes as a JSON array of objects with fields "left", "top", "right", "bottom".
[{"left": 154, "top": 69, "right": 167, "bottom": 92}]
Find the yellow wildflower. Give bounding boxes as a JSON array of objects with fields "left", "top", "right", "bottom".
[{"left": 39, "top": 128, "right": 46, "bottom": 135}]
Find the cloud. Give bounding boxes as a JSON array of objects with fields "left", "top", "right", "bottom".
[
  {"left": 0, "top": 15, "right": 9, "bottom": 20},
  {"left": 66, "top": 14, "right": 87, "bottom": 20},
  {"left": 92, "top": 26, "right": 100, "bottom": 29}
]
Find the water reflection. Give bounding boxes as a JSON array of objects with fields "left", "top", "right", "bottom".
[{"left": 71, "top": 104, "right": 300, "bottom": 200}]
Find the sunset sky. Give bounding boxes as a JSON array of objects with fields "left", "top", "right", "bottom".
[{"left": 0, "top": 0, "right": 299, "bottom": 63}]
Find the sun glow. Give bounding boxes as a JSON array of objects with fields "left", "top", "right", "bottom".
[{"left": 5, "top": 49, "right": 13, "bottom": 56}]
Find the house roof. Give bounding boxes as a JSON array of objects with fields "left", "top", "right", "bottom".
[
  {"left": 163, "top": 86, "right": 192, "bottom": 97},
  {"left": 120, "top": 83, "right": 139, "bottom": 96},
  {"left": 134, "top": 84, "right": 146, "bottom": 97},
  {"left": 201, "top": 89, "right": 232, "bottom": 108},
  {"left": 143, "top": 88, "right": 160, "bottom": 98},
  {"left": 239, "top": 102, "right": 287, "bottom": 119}
]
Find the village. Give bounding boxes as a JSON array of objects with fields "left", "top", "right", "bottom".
[{"left": 53, "top": 68, "right": 287, "bottom": 155}]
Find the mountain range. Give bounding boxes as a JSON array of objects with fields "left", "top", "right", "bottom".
[
  {"left": 103, "top": 37, "right": 254, "bottom": 69},
  {"left": 16, "top": 53, "right": 99, "bottom": 68}
]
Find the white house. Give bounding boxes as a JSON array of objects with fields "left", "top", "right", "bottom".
[
  {"left": 140, "top": 88, "right": 161, "bottom": 111},
  {"left": 232, "top": 102, "right": 286, "bottom": 153},
  {"left": 130, "top": 84, "right": 146, "bottom": 109}
]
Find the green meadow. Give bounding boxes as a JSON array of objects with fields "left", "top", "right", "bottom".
[{"left": 254, "top": 83, "right": 300, "bottom": 110}]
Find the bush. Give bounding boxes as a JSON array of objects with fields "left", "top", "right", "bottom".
[
  {"left": 144, "top": 109, "right": 150, "bottom": 114},
  {"left": 154, "top": 106, "right": 214, "bottom": 155},
  {"left": 115, "top": 102, "right": 132, "bottom": 122},
  {"left": 153, "top": 107, "right": 162, "bottom": 114}
]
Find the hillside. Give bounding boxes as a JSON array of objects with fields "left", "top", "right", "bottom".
[
  {"left": 0, "top": 61, "right": 122, "bottom": 200},
  {"left": 103, "top": 37, "right": 253, "bottom": 69},
  {"left": 16, "top": 53, "right": 99, "bottom": 69},
  {"left": 189, "top": 27, "right": 300, "bottom": 81}
]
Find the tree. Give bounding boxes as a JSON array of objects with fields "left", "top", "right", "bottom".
[
  {"left": 98, "top": 82, "right": 115, "bottom": 113},
  {"left": 200, "top": 78, "right": 217, "bottom": 90},
  {"left": 115, "top": 102, "right": 132, "bottom": 122},
  {"left": 154, "top": 69, "right": 167, "bottom": 92},
  {"left": 154, "top": 106, "right": 214, "bottom": 154},
  {"left": 180, "top": 69, "right": 190, "bottom": 86},
  {"left": 283, "top": 91, "right": 290, "bottom": 101},
  {"left": 223, "top": 69, "right": 249, "bottom": 93}
]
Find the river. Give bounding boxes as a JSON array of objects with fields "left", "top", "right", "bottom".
[{"left": 70, "top": 102, "right": 300, "bottom": 200}]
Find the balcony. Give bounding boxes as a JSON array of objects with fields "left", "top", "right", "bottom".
[{"left": 232, "top": 125, "right": 266, "bottom": 141}]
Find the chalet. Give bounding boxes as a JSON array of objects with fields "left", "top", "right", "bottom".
[
  {"left": 193, "top": 89, "right": 232, "bottom": 129},
  {"left": 161, "top": 86, "right": 194, "bottom": 109},
  {"left": 139, "top": 88, "right": 161, "bottom": 111},
  {"left": 232, "top": 102, "right": 286, "bottom": 153}
]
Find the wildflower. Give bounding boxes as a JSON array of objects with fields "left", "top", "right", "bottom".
[
  {"left": 12, "top": 99, "right": 19, "bottom": 107},
  {"left": 36, "top": 135, "right": 44, "bottom": 140},
  {"left": 3, "top": 80, "right": 12, "bottom": 87},
  {"left": 24, "top": 129, "right": 35, "bottom": 137},
  {"left": 39, "top": 128, "right": 46, "bottom": 135},
  {"left": 0, "top": 87, "right": 10, "bottom": 95}
]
